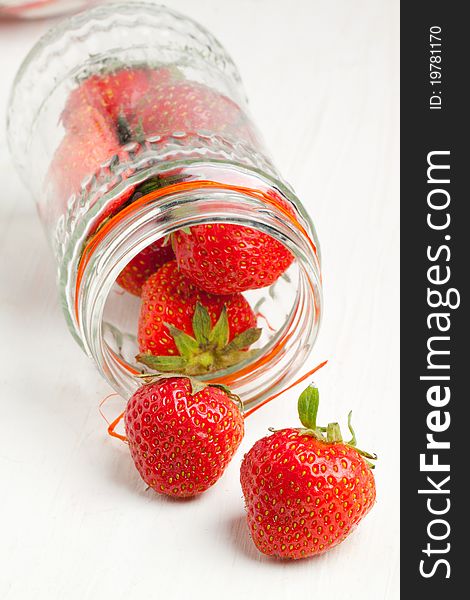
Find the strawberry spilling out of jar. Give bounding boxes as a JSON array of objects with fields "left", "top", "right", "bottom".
[
  {"left": 125, "top": 376, "right": 244, "bottom": 498},
  {"left": 116, "top": 239, "right": 175, "bottom": 296},
  {"left": 172, "top": 223, "right": 295, "bottom": 294},
  {"left": 137, "top": 260, "right": 261, "bottom": 375}
]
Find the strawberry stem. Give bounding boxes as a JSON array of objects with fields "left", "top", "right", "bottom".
[
  {"left": 347, "top": 410, "right": 356, "bottom": 445},
  {"left": 344, "top": 411, "right": 377, "bottom": 466},
  {"left": 295, "top": 382, "right": 377, "bottom": 468},
  {"left": 116, "top": 113, "right": 132, "bottom": 144},
  {"left": 326, "top": 422, "right": 342, "bottom": 443}
]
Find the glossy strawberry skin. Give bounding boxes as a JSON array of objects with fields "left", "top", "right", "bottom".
[
  {"left": 62, "top": 66, "right": 176, "bottom": 129},
  {"left": 116, "top": 239, "right": 175, "bottom": 296},
  {"left": 125, "top": 378, "right": 244, "bottom": 497},
  {"left": 49, "top": 67, "right": 179, "bottom": 223},
  {"left": 49, "top": 105, "right": 121, "bottom": 203},
  {"left": 240, "top": 429, "right": 376, "bottom": 559},
  {"left": 138, "top": 260, "right": 257, "bottom": 356},
  {"left": 173, "top": 224, "right": 295, "bottom": 294},
  {"left": 130, "top": 79, "right": 257, "bottom": 145}
]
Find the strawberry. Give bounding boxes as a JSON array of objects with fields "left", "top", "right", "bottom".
[
  {"left": 62, "top": 66, "right": 178, "bottom": 139},
  {"left": 137, "top": 260, "right": 261, "bottom": 375},
  {"left": 116, "top": 239, "right": 175, "bottom": 296},
  {"left": 129, "top": 79, "right": 257, "bottom": 145},
  {"left": 172, "top": 224, "right": 295, "bottom": 294},
  {"left": 50, "top": 66, "right": 182, "bottom": 219},
  {"left": 124, "top": 376, "right": 244, "bottom": 497},
  {"left": 48, "top": 104, "right": 121, "bottom": 203},
  {"left": 240, "top": 384, "right": 376, "bottom": 559}
]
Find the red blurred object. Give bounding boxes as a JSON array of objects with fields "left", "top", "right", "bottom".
[{"left": 0, "top": 0, "right": 97, "bottom": 19}]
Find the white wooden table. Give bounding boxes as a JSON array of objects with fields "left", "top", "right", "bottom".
[{"left": 0, "top": 1, "right": 399, "bottom": 598}]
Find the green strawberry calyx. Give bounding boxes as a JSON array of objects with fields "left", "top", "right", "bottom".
[
  {"left": 295, "top": 384, "right": 377, "bottom": 468},
  {"left": 137, "top": 302, "right": 262, "bottom": 376},
  {"left": 133, "top": 170, "right": 186, "bottom": 196}
]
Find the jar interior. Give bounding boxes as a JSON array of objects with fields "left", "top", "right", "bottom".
[{"left": 73, "top": 176, "right": 322, "bottom": 410}]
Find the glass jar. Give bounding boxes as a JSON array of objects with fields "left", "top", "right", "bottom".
[
  {"left": 7, "top": 1, "right": 322, "bottom": 410},
  {"left": 0, "top": 0, "right": 96, "bottom": 19}
]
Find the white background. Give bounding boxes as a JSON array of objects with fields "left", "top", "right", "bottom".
[{"left": 0, "top": 1, "right": 399, "bottom": 598}]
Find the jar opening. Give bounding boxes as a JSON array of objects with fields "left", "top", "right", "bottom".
[{"left": 73, "top": 175, "right": 322, "bottom": 409}]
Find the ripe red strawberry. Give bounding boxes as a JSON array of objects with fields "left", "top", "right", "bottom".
[
  {"left": 240, "top": 384, "right": 376, "bottom": 559},
  {"left": 130, "top": 79, "right": 258, "bottom": 145},
  {"left": 125, "top": 376, "right": 244, "bottom": 497},
  {"left": 172, "top": 224, "right": 295, "bottom": 294},
  {"left": 48, "top": 105, "right": 121, "bottom": 203},
  {"left": 116, "top": 239, "right": 175, "bottom": 296},
  {"left": 62, "top": 66, "right": 178, "bottom": 137},
  {"left": 137, "top": 260, "right": 261, "bottom": 375}
]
